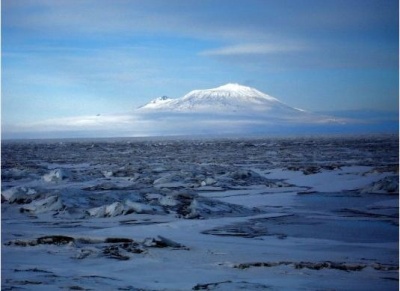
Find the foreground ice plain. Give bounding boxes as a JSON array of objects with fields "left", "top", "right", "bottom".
[{"left": 2, "top": 135, "right": 398, "bottom": 290}]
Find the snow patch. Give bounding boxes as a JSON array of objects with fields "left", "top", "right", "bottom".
[
  {"left": 20, "top": 195, "right": 64, "bottom": 214},
  {"left": 2, "top": 187, "right": 37, "bottom": 203},
  {"left": 42, "top": 169, "right": 70, "bottom": 183}
]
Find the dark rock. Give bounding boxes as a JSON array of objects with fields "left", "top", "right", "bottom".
[
  {"left": 143, "top": 236, "right": 187, "bottom": 249},
  {"left": 233, "top": 261, "right": 381, "bottom": 272},
  {"left": 121, "top": 243, "right": 144, "bottom": 254},
  {"left": 102, "top": 245, "right": 130, "bottom": 260},
  {"left": 192, "top": 280, "right": 232, "bottom": 290},
  {"left": 105, "top": 238, "right": 134, "bottom": 243},
  {"left": 37, "top": 235, "right": 75, "bottom": 245}
]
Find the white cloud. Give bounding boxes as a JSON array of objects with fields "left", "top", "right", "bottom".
[
  {"left": 6, "top": 114, "right": 136, "bottom": 133},
  {"left": 200, "top": 43, "right": 308, "bottom": 56},
  {"left": 3, "top": 107, "right": 347, "bottom": 139}
]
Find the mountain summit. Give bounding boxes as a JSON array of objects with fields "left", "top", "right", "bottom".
[
  {"left": 138, "top": 83, "right": 304, "bottom": 114},
  {"left": 182, "top": 83, "right": 279, "bottom": 103}
]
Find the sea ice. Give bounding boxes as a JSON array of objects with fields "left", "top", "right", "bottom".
[{"left": 1, "top": 135, "right": 398, "bottom": 290}]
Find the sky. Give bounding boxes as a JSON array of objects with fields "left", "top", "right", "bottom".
[{"left": 2, "top": 0, "right": 399, "bottom": 138}]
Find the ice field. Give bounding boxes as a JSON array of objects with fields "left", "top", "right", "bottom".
[{"left": 1, "top": 135, "right": 398, "bottom": 290}]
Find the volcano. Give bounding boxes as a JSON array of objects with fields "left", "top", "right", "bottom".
[
  {"left": 138, "top": 83, "right": 305, "bottom": 115},
  {"left": 136, "top": 83, "right": 340, "bottom": 124}
]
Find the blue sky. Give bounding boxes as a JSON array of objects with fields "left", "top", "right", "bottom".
[{"left": 2, "top": 0, "right": 399, "bottom": 136}]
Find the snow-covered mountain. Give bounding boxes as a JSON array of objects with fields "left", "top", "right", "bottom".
[
  {"left": 138, "top": 83, "right": 305, "bottom": 115},
  {"left": 2, "top": 84, "right": 394, "bottom": 139},
  {"left": 4, "top": 84, "right": 345, "bottom": 139},
  {"left": 135, "top": 83, "right": 344, "bottom": 133}
]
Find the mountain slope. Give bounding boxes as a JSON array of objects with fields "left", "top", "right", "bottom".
[{"left": 138, "top": 83, "right": 304, "bottom": 115}]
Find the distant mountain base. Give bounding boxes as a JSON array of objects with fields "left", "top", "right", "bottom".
[
  {"left": 3, "top": 110, "right": 398, "bottom": 140},
  {"left": 2, "top": 83, "right": 398, "bottom": 139}
]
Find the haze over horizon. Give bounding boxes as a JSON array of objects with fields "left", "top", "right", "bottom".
[{"left": 2, "top": 0, "right": 399, "bottom": 138}]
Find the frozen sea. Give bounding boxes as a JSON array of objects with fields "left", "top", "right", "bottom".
[{"left": 1, "top": 135, "right": 399, "bottom": 290}]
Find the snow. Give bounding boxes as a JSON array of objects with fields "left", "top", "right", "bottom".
[
  {"left": 42, "top": 168, "right": 70, "bottom": 183},
  {"left": 2, "top": 135, "right": 398, "bottom": 290},
  {"left": 182, "top": 83, "right": 279, "bottom": 103},
  {"left": 139, "top": 95, "right": 174, "bottom": 109},
  {"left": 134, "top": 83, "right": 344, "bottom": 136},
  {"left": 138, "top": 83, "right": 302, "bottom": 114},
  {"left": 2, "top": 187, "right": 37, "bottom": 203},
  {"left": 125, "top": 200, "right": 159, "bottom": 214},
  {"left": 20, "top": 195, "right": 64, "bottom": 214},
  {"left": 265, "top": 166, "right": 391, "bottom": 192}
]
